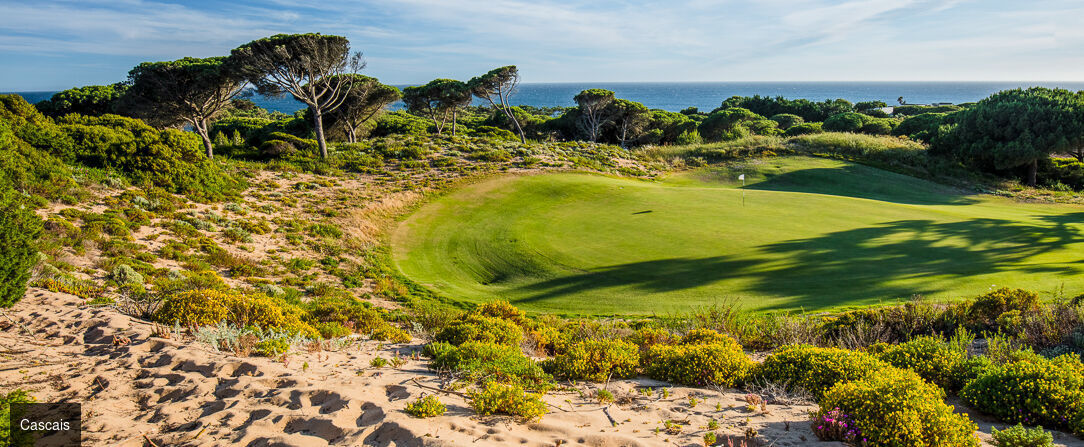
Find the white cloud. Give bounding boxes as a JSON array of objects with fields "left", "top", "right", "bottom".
[{"left": 2, "top": 0, "right": 1083, "bottom": 86}]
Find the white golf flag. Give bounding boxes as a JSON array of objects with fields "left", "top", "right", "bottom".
[{"left": 738, "top": 174, "right": 745, "bottom": 180}]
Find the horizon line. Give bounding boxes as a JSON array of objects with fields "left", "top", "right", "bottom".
[{"left": 8, "top": 79, "right": 1084, "bottom": 93}]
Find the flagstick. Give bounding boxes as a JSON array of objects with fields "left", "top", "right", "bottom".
[{"left": 740, "top": 174, "right": 745, "bottom": 207}]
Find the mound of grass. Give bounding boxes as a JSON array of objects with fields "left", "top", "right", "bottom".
[{"left": 394, "top": 157, "right": 1084, "bottom": 315}]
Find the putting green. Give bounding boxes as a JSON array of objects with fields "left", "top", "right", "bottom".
[{"left": 392, "top": 157, "right": 1084, "bottom": 315}]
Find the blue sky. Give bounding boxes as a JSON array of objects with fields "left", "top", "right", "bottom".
[{"left": 2, "top": 0, "right": 1083, "bottom": 90}]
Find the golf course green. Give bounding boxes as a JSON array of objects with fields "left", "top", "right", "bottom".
[{"left": 392, "top": 156, "right": 1084, "bottom": 315}]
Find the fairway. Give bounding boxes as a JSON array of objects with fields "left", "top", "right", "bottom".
[{"left": 392, "top": 157, "right": 1084, "bottom": 315}]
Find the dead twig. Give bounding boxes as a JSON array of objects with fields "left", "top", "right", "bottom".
[
  {"left": 602, "top": 404, "right": 617, "bottom": 427},
  {"left": 0, "top": 360, "right": 67, "bottom": 373},
  {"left": 409, "top": 377, "right": 469, "bottom": 398},
  {"left": 0, "top": 310, "right": 34, "bottom": 338}
]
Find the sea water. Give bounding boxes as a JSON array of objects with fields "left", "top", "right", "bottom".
[{"left": 9, "top": 81, "right": 1084, "bottom": 114}]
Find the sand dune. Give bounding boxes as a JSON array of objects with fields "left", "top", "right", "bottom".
[{"left": 3, "top": 288, "right": 1082, "bottom": 446}]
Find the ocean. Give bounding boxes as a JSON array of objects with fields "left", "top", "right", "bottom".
[{"left": 8, "top": 81, "right": 1084, "bottom": 114}]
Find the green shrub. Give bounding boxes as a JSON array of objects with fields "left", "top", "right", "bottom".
[
  {"left": 222, "top": 226, "right": 253, "bottom": 243},
  {"left": 769, "top": 113, "right": 804, "bottom": 130},
  {"left": 753, "top": 344, "right": 890, "bottom": 399},
  {"left": 0, "top": 178, "right": 42, "bottom": 308},
  {"left": 545, "top": 339, "right": 639, "bottom": 382},
  {"left": 305, "top": 296, "right": 408, "bottom": 342},
  {"left": 951, "top": 355, "right": 993, "bottom": 391},
  {"left": 423, "top": 341, "right": 456, "bottom": 359},
  {"left": 110, "top": 264, "right": 144, "bottom": 285},
  {"left": 405, "top": 395, "right": 447, "bottom": 418},
  {"left": 429, "top": 341, "right": 552, "bottom": 389},
  {"left": 860, "top": 118, "right": 897, "bottom": 135},
  {"left": 680, "top": 328, "right": 735, "bottom": 346},
  {"left": 870, "top": 335, "right": 966, "bottom": 391},
  {"left": 0, "top": 389, "right": 35, "bottom": 442},
  {"left": 784, "top": 122, "right": 823, "bottom": 136},
  {"left": 644, "top": 339, "right": 751, "bottom": 387},
  {"left": 469, "top": 382, "right": 547, "bottom": 421},
  {"left": 0, "top": 96, "right": 79, "bottom": 200},
  {"left": 57, "top": 114, "right": 242, "bottom": 201},
  {"left": 893, "top": 104, "right": 961, "bottom": 116},
  {"left": 969, "top": 288, "right": 1040, "bottom": 330},
  {"left": 469, "top": 149, "right": 512, "bottom": 162},
  {"left": 308, "top": 223, "right": 343, "bottom": 239},
  {"left": 990, "top": 424, "right": 1054, "bottom": 447},
  {"left": 818, "top": 368, "right": 979, "bottom": 446},
  {"left": 267, "top": 132, "right": 317, "bottom": 155},
  {"left": 259, "top": 139, "right": 295, "bottom": 157},
  {"left": 469, "top": 126, "right": 517, "bottom": 141},
  {"left": 254, "top": 338, "right": 290, "bottom": 357},
  {"left": 315, "top": 321, "right": 351, "bottom": 338},
  {"left": 961, "top": 354, "right": 1084, "bottom": 435},
  {"left": 823, "top": 112, "right": 870, "bottom": 133},
  {"left": 36, "top": 84, "right": 126, "bottom": 117},
  {"left": 893, "top": 113, "right": 948, "bottom": 142},
  {"left": 435, "top": 314, "right": 523, "bottom": 346},
  {"left": 371, "top": 111, "right": 431, "bottom": 137}
]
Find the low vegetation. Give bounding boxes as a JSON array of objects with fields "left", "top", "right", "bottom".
[{"left": 5, "top": 34, "right": 1084, "bottom": 443}]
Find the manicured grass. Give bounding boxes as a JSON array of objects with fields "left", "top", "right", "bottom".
[{"left": 392, "top": 156, "right": 1084, "bottom": 315}]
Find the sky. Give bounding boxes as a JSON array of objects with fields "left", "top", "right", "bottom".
[{"left": 2, "top": 0, "right": 1083, "bottom": 91}]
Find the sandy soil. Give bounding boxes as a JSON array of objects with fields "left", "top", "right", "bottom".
[
  {"left": 0, "top": 288, "right": 820, "bottom": 447},
  {"left": 4, "top": 289, "right": 1083, "bottom": 447}
]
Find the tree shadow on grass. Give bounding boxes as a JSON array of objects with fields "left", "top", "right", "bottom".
[
  {"left": 742, "top": 165, "right": 980, "bottom": 205},
  {"left": 511, "top": 213, "right": 1084, "bottom": 311}
]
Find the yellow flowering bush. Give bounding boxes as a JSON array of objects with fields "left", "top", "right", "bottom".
[
  {"left": 435, "top": 314, "right": 523, "bottom": 346},
  {"left": 545, "top": 339, "right": 639, "bottom": 382},
  {"left": 154, "top": 289, "right": 230, "bottom": 327},
  {"left": 227, "top": 292, "right": 318, "bottom": 338},
  {"left": 819, "top": 367, "right": 979, "bottom": 447},
  {"left": 753, "top": 344, "right": 891, "bottom": 399},
  {"left": 469, "top": 382, "right": 546, "bottom": 421},
  {"left": 475, "top": 300, "right": 528, "bottom": 326},
  {"left": 961, "top": 354, "right": 1084, "bottom": 435},
  {"left": 644, "top": 338, "right": 752, "bottom": 387},
  {"left": 370, "top": 325, "right": 411, "bottom": 343},
  {"left": 405, "top": 395, "right": 446, "bottom": 418},
  {"left": 155, "top": 289, "right": 319, "bottom": 338},
  {"left": 869, "top": 336, "right": 966, "bottom": 391}
]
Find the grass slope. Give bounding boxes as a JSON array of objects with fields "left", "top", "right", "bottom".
[{"left": 393, "top": 157, "right": 1084, "bottom": 315}]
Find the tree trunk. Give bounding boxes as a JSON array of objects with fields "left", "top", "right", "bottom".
[
  {"left": 196, "top": 119, "right": 214, "bottom": 159},
  {"left": 452, "top": 109, "right": 458, "bottom": 137},
  {"left": 504, "top": 108, "right": 526, "bottom": 143},
  {"left": 1027, "top": 159, "right": 1038, "bottom": 186},
  {"left": 314, "top": 110, "right": 328, "bottom": 159},
  {"left": 347, "top": 126, "right": 356, "bottom": 144}
]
